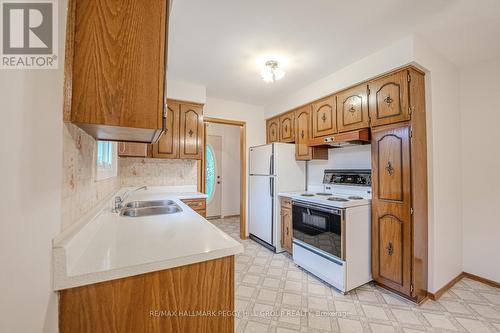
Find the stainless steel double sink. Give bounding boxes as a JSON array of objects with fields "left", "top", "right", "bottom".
[{"left": 120, "top": 200, "right": 182, "bottom": 217}]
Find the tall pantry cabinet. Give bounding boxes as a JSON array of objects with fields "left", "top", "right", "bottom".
[{"left": 370, "top": 67, "right": 428, "bottom": 303}]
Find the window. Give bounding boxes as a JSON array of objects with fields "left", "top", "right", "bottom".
[
  {"left": 96, "top": 141, "right": 117, "bottom": 181},
  {"left": 205, "top": 144, "right": 216, "bottom": 202}
]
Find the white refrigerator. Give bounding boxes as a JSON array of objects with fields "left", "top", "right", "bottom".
[{"left": 248, "top": 143, "right": 306, "bottom": 252}]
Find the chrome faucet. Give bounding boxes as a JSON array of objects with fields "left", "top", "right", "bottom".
[{"left": 113, "top": 186, "right": 148, "bottom": 212}]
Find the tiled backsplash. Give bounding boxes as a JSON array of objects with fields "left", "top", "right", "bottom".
[
  {"left": 61, "top": 124, "right": 199, "bottom": 231},
  {"left": 61, "top": 124, "right": 120, "bottom": 230},
  {"left": 119, "top": 158, "right": 198, "bottom": 187}
]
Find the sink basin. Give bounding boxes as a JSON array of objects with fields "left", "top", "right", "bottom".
[
  {"left": 120, "top": 205, "right": 182, "bottom": 217},
  {"left": 124, "top": 200, "right": 176, "bottom": 209}
]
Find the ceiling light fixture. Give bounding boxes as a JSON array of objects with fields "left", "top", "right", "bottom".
[{"left": 260, "top": 60, "right": 285, "bottom": 83}]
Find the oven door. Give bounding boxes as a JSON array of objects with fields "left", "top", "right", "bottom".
[{"left": 292, "top": 201, "right": 345, "bottom": 260}]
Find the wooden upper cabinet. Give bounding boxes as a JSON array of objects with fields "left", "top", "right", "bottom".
[
  {"left": 65, "top": 0, "right": 169, "bottom": 143},
  {"left": 279, "top": 112, "right": 295, "bottom": 142},
  {"left": 371, "top": 123, "right": 412, "bottom": 297},
  {"left": 295, "top": 106, "right": 312, "bottom": 160},
  {"left": 267, "top": 117, "right": 280, "bottom": 143},
  {"left": 312, "top": 96, "right": 337, "bottom": 137},
  {"left": 152, "top": 100, "right": 180, "bottom": 158},
  {"left": 179, "top": 103, "right": 204, "bottom": 160},
  {"left": 118, "top": 143, "right": 148, "bottom": 157},
  {"left": 369, "top": 70, "right": 410, "bottom": 127},
  {"left": 336, "top": 84, "right": 369, "bottom": 133}
]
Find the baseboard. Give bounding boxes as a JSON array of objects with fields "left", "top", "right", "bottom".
[
  {"left": 428, "top": 272, "right": 500, "bottom": 301},
  {"left": 428, "top": 272, "right": 465, "bottom": 301},
  {"left": 222, "top": 214, "right": 240, "bottom": 219},
  {"left": 463, "top": 272, "right": 500, "bottom": 289}
]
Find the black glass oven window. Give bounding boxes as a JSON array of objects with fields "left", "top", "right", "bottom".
[{"left": 292, "top": 205, "right": 342, "bottom": 259}]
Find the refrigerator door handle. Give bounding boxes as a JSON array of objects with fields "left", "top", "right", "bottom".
[
  {"left": 270, "top": 177, "right": 274, "bottom": 197},
  {"left": 269, "top": 154, "right": 274, "bottom": 175}
]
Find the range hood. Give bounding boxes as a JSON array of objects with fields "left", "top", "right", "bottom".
[{"left": 307, "top": 128, "right": 370, "bottom": 148}]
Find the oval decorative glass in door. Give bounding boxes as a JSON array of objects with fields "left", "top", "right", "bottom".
[{"left": 205, "top": 144, "right": 216, "bottom": 202}]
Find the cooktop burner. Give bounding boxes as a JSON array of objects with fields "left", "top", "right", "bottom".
[
  {"left": 348, "top": 196, "right": 364, "bottom": 200},
  {"left": 327, "top": 197, "right": 349, "bottom": 202},
  {"left": 315, "top": 192, "right": 331, "bottom": 196},
  {"left": 300, "top": 193, "right": 315, "bottom": 197}
]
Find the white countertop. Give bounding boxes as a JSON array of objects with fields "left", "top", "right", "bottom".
[{"left": 53, "top": 186, "right": 243, "bottom": 290}]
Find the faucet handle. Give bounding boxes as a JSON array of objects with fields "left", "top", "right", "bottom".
[{"left": 114, "top": 196, "right": 123, "bottom": 212}]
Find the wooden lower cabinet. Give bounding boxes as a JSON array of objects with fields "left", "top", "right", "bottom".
[
  {"left": 371, "top": 124, "right": 412, "bottom": 296},
  {"left": 280, "top": 197, "right": 293, "bottom": 254},
  {"left": 181, "top": 198, "right": 206, "bottom": 217},
  {"left": 59, "top": 256, "right": 235, "bottom": 333}
]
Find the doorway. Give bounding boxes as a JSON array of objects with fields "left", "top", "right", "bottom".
[{"left": 200, "top": 117, "right": 247, "bottom": 240}]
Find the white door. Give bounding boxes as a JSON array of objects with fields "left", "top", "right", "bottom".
[
  {"left": 248, "top": 175, "right": 274, "bottom": 245},
  {"left": 206, "top": 135, "right": 222, "bottom": 218},
  {"left": 249, "top": 144, "right": 274, "bottom": 175}
]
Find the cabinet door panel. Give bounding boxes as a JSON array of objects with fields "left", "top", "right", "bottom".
[
  {"left": 371, "top": 124, "right": 412, "bottom": 297},
  {"left": 312, "top": 96, "right": 336, "bottom": 137},
  {"left": 281, "top": 208, "right": 292, "bottom": 253},
  {"left": 153, "top": 101, "right": 180, "bottom": 158},
  {"left": 294, "top": 106, "right": 312, "bottom": 160},
  {"left": 70, "top": 0, "right": 166, "bottom": 131},
  {"left": 179, "top": 104, "right": 203, "bottom": 159},
  {"left": 337, "top": 85, "right": 369, "bottom": 132},
  {"left": 267, "top": 118, "right": 280, "bottom": 143},
  {"left": 279, "top": 112, "right": 295, "bottom": 142},
  {"left": 369, "top": 71, "right": 410, "bottom": 127}
]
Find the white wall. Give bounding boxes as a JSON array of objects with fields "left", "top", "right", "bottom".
[
  {"left": 460, "top": 58, "right": 500, "bottom": 283},
  {"left": 204, "top": 97, "right": 267, "bottom": 230},
  {"left": 206, "top": 123, "right": 241, "bottom": 216},
  {"left": 265, "top": 35, "right": 464, "bottom": 293},
  {"left": 412, "top": 36, "right": 463, "bottom": 293},
  {"left": 0, "top": 0, "right": 67, "bottom": 331},
  {"left": 167, "top": 79, "right": 207, "bottom": 104},
  {"left": 265, "top": 37, "right": 414, "bottom": 117},
  {"left": 307, "top": 145, "right": 372, "bottom": 187}
]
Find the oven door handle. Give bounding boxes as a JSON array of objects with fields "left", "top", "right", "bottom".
[{"left": 292, "top": 201, "right": 341, "bottom": 215}]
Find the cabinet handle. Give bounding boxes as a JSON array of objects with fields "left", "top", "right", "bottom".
[
  {"left": 386, "top": 242, "right": 394, "bottom": 256},
  {"left": 300, "top": 130, "right": 304, "bottom": 139},
  {"left": 385, "top": 161, "right": 394, "bottom": 176},
  {"left": 286, "top": 227, "right": 289, "bottom": 236},
  {"left": 384, "top": 95, "right": 394, "bottom": 105},
  {"left": 284, "top": 124, "right": 287, "bottom": 132},
  {"left": 321, "top": 113, "right": 327, "bottom": 122},
  {"left": 188, "top": 129, "right": 194, "bottom": 137},
  {"left": 349, "top": 106, "right": 356, "bottom": 113}
]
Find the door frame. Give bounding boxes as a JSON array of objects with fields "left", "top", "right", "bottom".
[{"left": 199, "top": 117, "right": 247, "bottom": 240}]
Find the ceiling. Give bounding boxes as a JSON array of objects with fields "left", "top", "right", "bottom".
[{"left": 167, "top": 0, "right": 500, "bottom": 105}]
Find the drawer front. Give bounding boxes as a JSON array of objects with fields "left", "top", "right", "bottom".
[{"left": 181, "top": 199, "right": 206, "bottom": 210}]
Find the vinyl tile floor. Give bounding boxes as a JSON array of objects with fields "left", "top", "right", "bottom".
[{"left": 209, "top": 217, "right": 500, "bottom": 333}]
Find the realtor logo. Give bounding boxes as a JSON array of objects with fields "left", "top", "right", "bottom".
[{"left": 1, "top": 0, "right": 57, "bottom": 69}]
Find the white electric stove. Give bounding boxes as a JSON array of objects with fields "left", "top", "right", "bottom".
[{"left": 290, "top": 170, "right": 373, "bottom": 294}]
